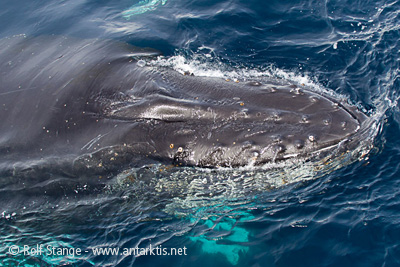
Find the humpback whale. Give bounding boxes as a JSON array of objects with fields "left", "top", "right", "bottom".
[{"left": 0, "top": 35, "right": 372, "bottom": 178}]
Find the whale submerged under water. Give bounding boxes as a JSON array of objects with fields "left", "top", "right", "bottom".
[{"left": 0, "top": 35, "right": 376, "bottom": 180}]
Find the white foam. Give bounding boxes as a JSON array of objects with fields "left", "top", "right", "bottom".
[{"left": 150, "top": 52, "right": 347, "bottom": 102}]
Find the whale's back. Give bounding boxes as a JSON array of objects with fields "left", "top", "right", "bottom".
[{"left": 0, "top": 35, "right": 370, "bottom": 171}]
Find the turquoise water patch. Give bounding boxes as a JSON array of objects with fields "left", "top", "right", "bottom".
[
  {"left": 189, "top": 208, "right": 255, "bottom": 265},
  {"left": 122, "top": 0, "right": 167, "bottom": 19}
]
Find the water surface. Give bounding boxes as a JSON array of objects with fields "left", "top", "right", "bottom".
[{"left": 1, "top": 0, "right": 400, "bottom": 266}]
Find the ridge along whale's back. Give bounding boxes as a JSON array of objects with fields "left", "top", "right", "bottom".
[{"left": 0, "top": 35, "right": 369, "bottom": 174}]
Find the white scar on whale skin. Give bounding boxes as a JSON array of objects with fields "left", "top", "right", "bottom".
[
  {"left": 122, "top": 0, "right": 167, "bottom": 19},
  {"left": 81, "top": 132, "right": 111, "bottom": 151}
]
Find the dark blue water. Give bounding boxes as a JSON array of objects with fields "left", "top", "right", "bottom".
[{"left": 1, "top": 0, "right": 400, "bottom": 266}]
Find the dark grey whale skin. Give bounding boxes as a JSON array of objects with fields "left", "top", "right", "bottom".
[{"left": 0, "top": 35, "right": 368, "bottom": 177}]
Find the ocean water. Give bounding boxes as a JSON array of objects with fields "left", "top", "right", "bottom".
[{"left": 1, "top": 0, "right": 400, "bottom": 266}]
